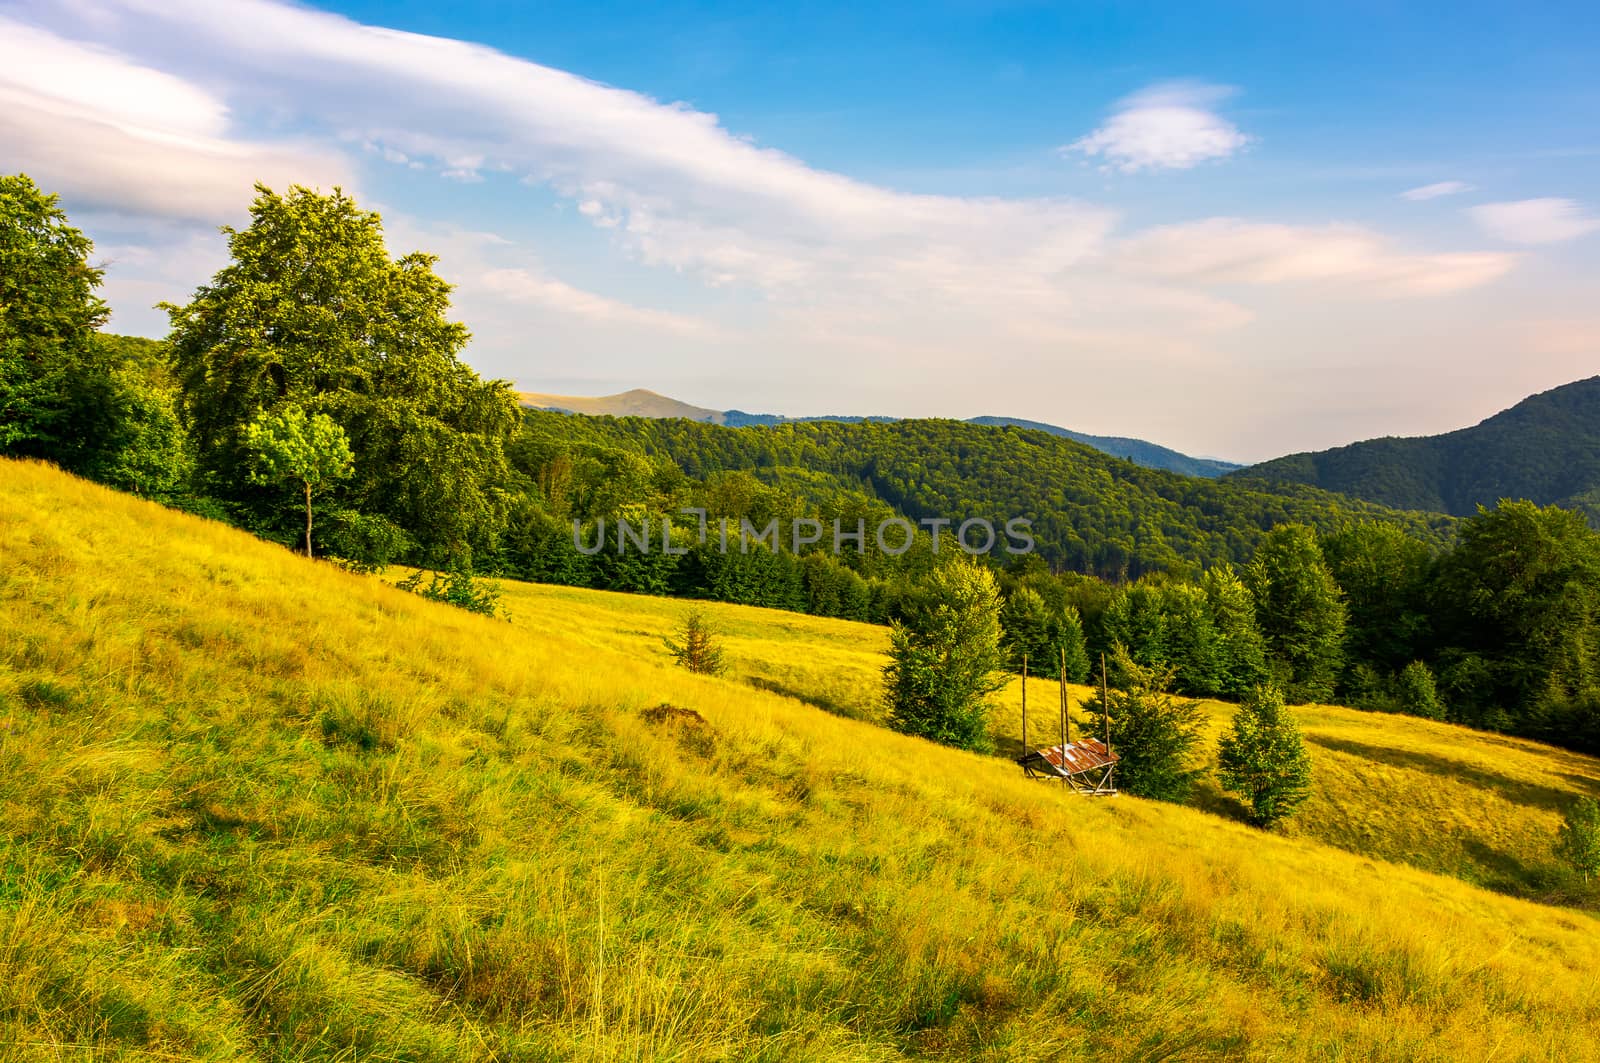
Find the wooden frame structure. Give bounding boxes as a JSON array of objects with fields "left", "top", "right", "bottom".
[{"left": 1014, "top": 651, "right": 1119, "bottom": 795}]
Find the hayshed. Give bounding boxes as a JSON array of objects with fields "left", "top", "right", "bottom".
[
  {"left": 1018, "top": 738, "right": 1119, "bottom": 794},
  {"left": 1014, "top": 651, "right": 1119, "bottom": 796}
]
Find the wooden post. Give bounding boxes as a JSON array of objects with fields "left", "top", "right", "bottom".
[
  {"left": 1101, "top": 651, "right": 1111, "bottom": 755},
  {"left": 1020, "top": 654, "right": 1028, "bottom": 763},
  {"left": 1058, "top": 646, "right": 1067, "bottom": 782}
]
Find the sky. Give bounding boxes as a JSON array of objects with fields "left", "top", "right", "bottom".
[{"left": 3, "top": 0, "right": 1598, "bottom": 462}]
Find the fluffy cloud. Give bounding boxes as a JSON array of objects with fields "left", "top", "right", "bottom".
[
  {"left": 1400, "top": 181, "right": 1471, "bottom": 201},
  {"left": 1064, "top": 82, "right": 1252, "bottom": 174},
  {"left": 1469, "top": 198, "right": 1600, "bottom": 245}
]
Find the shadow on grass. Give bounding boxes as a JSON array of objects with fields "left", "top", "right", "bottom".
[
  {"left": 742, "top": 675, "right": 871, "bottom": 721},
  {"left": 1306, "top": 733, "right": 1578, "bottom": 811},
  {"left": 1189, "top": 778, "right": 1254, "bottom": 826}
]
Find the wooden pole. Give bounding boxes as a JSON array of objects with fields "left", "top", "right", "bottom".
[
  {"left": 1058, "top": 646, "right": 1067, "bottom": 782},
  {"left": 1020, "top": 654, "right": 1028, "bottom": 764},
  {"left": 1101, "top": 651, "right": 1111, "bottom": 755}
]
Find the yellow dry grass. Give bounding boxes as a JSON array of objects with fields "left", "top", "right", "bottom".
[{"left": 2, "top": 457, "right": 1598, "bottom": 1061}]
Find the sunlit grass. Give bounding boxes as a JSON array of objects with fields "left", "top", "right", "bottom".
[{"left": 3, "top": 457, "right": 1598, "bottom": 1061}]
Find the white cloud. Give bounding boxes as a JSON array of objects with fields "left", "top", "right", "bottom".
[
  {"left": 1113, "top": 219, "right": 1517, "bottom": 296},
  {"left": 1468, "top": 198, "right": 1600, "bottom": 245},
  {"left": 0, "top": 15, "right": 353, "bottom": 223},
  {"left": 0, "top": 0, "right": 1534, "bottom": 455},
  {"left": 1064, "top": 82, "right": 1252, "bottom": 174},
  {"left": 1400, "top": 181, "right": 1471, "bottom": 201}
]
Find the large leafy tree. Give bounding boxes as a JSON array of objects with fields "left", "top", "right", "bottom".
[
  {"left": 163, "top": 184, "right": 519, "bottom": 565},
  {"left": 1245, "top": 524, "right": 1348, "bottom": 703},
  {"left": 1216, "top": 684, "right": 1313, "bottom": 828},
  {"left": 884, "top": 557, "right": 1006, "bottom": 751},
  {"left": 0, "top": 173, "right": 115, "bottom": 465},
  {"left": 1431, "top": 501, "right": 1600, "bottom": 740}
]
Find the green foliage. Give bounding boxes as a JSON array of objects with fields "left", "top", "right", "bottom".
[
  {"left": 163, "top": 183, "right": 519, "bottom": 566},
  {"left": 1216, "top": 684, "right": 1314, "bottom": 828},
  {"left": 884, "top": 557, "right": 1006, "bottom": 751},
  {"left": 1555, "top": 798, "right": 1600, "bottom": 882},
  {"left": 83, "top": 337, "right": 195, "bottom": 503},
  {"left": 0, "top": 173, "right": 112, "bottom": 463},
  {"left": 1393, "top": 661, "right": 1447, "bottom": 720},
  {"left": 1202, "top": 564, "right": 1271, "bottom": 699},
  {"left": 516, "top": 410, "right": 1453, "bottom": 579},
  {"left": 1322, "top": 522, "right": 1435, "bottom": 673},
  {"left": 1431, "top": 501, "right": 1600, "bottom": 730},
  {"left": 1245, "top": 525, "right": 1347, "bottom": 703},
  {"left": 1103, "top": 579, "right": 1223, "bottom": 696},
  {"left": 664, "top": 609, "right": 726, "bottom": 675},
  {"left": 243, "top": 404, "right": 353, "bottom": 558},
  {"left": 999, "top": 585, "right": 1089, "bottom": 681},
  {"left": 395, "top": 567, "right": 504, "bottom": 618},
  {"left": 1084, "top": 646, "right": 1206, "bottom": 802}
]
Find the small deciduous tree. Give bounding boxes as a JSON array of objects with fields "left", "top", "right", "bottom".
[
  {"left": 1216, "top": 684, "right": 1314, "bottom": 828},
  {"left": 664, "top": 609, "right": 726, "bottom": 676},
  {"left": 1084, "top": 645, "right": 1206, "bottom": 802},
  {"left": 1556, "top": 798, "right": 1600, "bottom": 882},
  {"left": 243, "top": 404, "right": 353, "bottom": 558},
  {"left": 884, "top": 557, "right": 1005, "bottom": 751}
]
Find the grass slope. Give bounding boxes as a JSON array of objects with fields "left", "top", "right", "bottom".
[
  {"left": 502, "top": 583, "right": 1600, "bottom": 904},
  {"left": 3, "top": 458, "right": 1599, "bottom": 1061}
]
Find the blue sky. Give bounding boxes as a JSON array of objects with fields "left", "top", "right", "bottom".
[{"left": 2, "top": 0, "right": 1597, "bottom": 460}]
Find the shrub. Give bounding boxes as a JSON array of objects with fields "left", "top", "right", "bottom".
[
  {"left": 664, "top": 609, "right": 726, "bottom": 675},
  {"left": 396, "top": 567, "right": 504, "bottom": 618}
]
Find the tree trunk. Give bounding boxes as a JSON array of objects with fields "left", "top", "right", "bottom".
[{"left": 304, "top": 481, "right": 314, "bottom": 558}]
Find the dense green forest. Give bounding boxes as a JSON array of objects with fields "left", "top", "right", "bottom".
[
  {"left": 513, "top": 409, "right": 1452, "bottom": 577},
  {"left": 1235, "top": 377, "right": 1600, "bottom": 523},
  {"left": 5, "top": 171, "right": 1598, "bottom": 755},
  {"left": 966, "top": 415, "right": 1241, "bottom": 477}
]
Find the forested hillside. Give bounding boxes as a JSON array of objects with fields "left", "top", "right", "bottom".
[
  {"left": 1236, "top": 376, "right": 1600, "bottom": 522},
  {"left": 516, "top": 410, "right": 1450, "bottom": 577},
  {"left": 967, "top": 415, "right": 1241, "bottom": 477}
]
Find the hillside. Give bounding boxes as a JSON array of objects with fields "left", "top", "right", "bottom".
[
  {"left": 519, "top": 411, "right": 1453, "bottom": 576},
  {"left": 3, "top": 458, "right": 1599, "bottom": 1060},
  {"left": 514, "top": 385, "right": 1240, "bottom": 476},
  {"left": 967, "top": 416, "right": 1241, "bottom": 478},
  {"left": 1236, "top": 375, "right": 1600, "bottom": 521},
  {"left": 518, "top": 387, "right": 727, "bottom": 423}
]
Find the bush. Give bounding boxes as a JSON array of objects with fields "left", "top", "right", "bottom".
[{"left": 396, "top": 567, "right": 504, "bottom": 618}]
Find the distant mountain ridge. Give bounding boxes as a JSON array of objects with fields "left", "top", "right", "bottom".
[
  {"left": 1233, "top": 376, "right": 1600, "bottom": 522},
  {"left": 967, "top": 416, "right": 1241, "bottom": 479},
  {"left": 517, "top": 388, "right": 1239, "bottom": 478}
]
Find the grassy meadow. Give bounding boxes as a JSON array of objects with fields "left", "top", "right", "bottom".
[
  {"left": 503, "top": 580, "right": 1600, "bottom": 902},
  {"left": 3, "top": 457, "right": 1600, "bottom": 1061}
]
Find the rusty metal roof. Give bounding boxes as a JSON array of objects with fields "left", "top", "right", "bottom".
[{"left": 1031, "top": 737, "right": 1119, "bottom": 775}]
